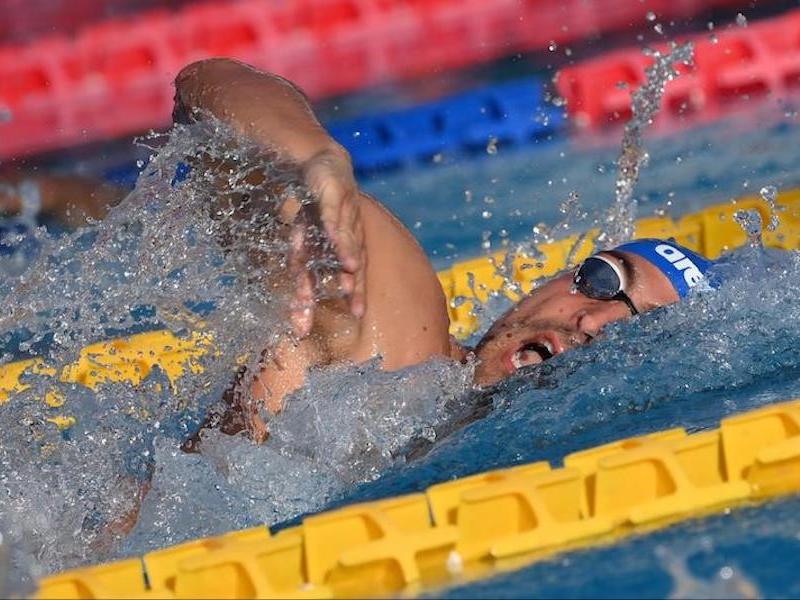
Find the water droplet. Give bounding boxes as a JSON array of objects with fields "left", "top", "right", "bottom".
[
  {"left": 548, "top": 41, "right": 558, "bottom": 52},
  {"left": 450, "top": 296, "right": 469, "bottom": 308},
  {"left": 734, "top": 209, "right": 763, "bottom": 247},
  {"left": 759, "top": 184, "right": 783, "bottom": 231},
  {"left": 646, "top": 11, "right": 656, "bottom": 21},
  {"left": 486, "top": 137, "right": 499, "bottom": 155},
  {"left": 481, "top": 210, "right": 493, "bottom": 219},
  {"left": 736, "top": 13, "right": 747, "bottom": 27},
  {"left": 654, "top": 23, "right": 663, "bottom": 34},
  {"left": 446, "top": 551, "right": 464, "bottom": 575},
  {"left": 760, "top": 185, "right": 777, "bottom": 203}
]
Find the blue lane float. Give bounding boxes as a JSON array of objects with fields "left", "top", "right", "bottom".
[
  {"left": 328, "top": 77, "right": 566, "bottom": 174},
  {"left": 99, "top": 76, "right": 565, "bottom": 184}
]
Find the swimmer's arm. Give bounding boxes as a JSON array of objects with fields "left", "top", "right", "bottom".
[
  {"left": 174, "top": 58, "right": 366, "bottom": 327},
  {"left": 0, "top": 173, "right": 125, "bottom": 227},
  {"left": 175, "top": 58, "right": 337, "bottom": 163}
]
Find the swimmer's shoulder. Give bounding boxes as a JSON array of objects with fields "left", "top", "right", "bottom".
[{"left": 344, "top": 191, "right": 453, "bottom": 369}]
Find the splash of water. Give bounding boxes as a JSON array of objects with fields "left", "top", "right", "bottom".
[
  {"left": 403, "top": 245, "right": 800, "bottom": 486},
  {"left": 734, "top": 209, "right": 764, "bottom": 248},
  {"left": 601, "top": 42, "right": 694, "bottom": 248},
  {"left": 657, "top": 541, "right": 760, "bottom": 599},
  {"left": 475, "top": 42, "right": 695, "bottom": 308},
  {"left": 0, "top": 119, "right": 477, "bottom": 588},
  {"left": 759, "top": 185, "right": 782, "bottom": 232},
  {"left": 0, "top": 120, "right": 315, "bottom": 572}
]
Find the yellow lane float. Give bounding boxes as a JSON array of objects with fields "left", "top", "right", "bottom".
[{"left": 34, "top": 399, "right": 800, "bottom": 599}]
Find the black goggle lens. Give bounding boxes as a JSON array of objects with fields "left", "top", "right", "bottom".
[{"left": 574, "top": 256, "right": 622, "bottom": 300}]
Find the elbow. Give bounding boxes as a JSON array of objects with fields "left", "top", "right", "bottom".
[
  {"left": 175, "top": 58, "right": 244, "bottom": 91},
  {"left": 173, "top": 58, "right": 247, "bottom": 124},
  {"left": 173, "top": 58, "right": 288, "bottom": 123},
  {"left": 175, "top": 58, "right": 288, "bottom": 89}
]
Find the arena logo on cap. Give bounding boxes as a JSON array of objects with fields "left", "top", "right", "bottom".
[{"left": 655, "top": 243, "right": 704, "bottom": 287}]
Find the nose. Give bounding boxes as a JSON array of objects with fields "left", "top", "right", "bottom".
[{"left": 574, "top": 300, "right": 631, "bottom": 338}]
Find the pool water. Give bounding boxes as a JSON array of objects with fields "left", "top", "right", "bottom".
[
  {"left": 2, "top": 77, "right": 800, "bottom": 598},
  {"left": 328, "top": 105, "right": 800, "bottom": 597}
]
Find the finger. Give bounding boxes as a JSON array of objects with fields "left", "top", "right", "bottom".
[
  {"left": 350, "top": 249, "right": 366, "bottom": 318},
  {"left": 290, "top": 269, "right": 314, "bottom": 338},
  {"left": 316, "top": 178, "right": 345, "bottom": 239},
  {"left": 333, "top": 228, "right": 361, "bottom": 275},
  {"left": 288, "top": 224, "right": 315, "bottom": 338},
  {"left": 348, "top": 220, "right": 366, "bottom": 318},
  {"left": 334, "top": 199, "right": 362, "bottom": 272},
  {"left": 338, "top": 271, "right": 355, "bottom": 296},
  {"left": 290, "top": 305, "right": 313, "bottom": 339}
]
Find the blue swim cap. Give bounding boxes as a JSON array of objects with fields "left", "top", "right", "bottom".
[{"left": 615, "top": 238, "right": 714, "bottom": 298}]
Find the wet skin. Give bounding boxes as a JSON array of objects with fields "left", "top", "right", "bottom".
[{"left": 470, "top": 250, "right": 680, "bottom": 386}]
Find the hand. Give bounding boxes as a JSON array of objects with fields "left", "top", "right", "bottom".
[
  {"left": 288, "top": 146, "right": 366, "bottom": 337},
  {"left": 0, "top": 182, "right": 21, "bottom": 215}
]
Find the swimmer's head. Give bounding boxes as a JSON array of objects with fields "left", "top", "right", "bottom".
[{"left": 472, "top": 238, "right": 715, "bottom": 386}]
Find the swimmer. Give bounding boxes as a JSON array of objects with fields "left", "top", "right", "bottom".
[{"left": 172, "top": 58, "right": 716, "bottom": 439}]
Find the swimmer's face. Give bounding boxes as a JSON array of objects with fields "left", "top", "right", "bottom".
[{"left": 472, "top": 251, "right": 680, "bottom": 386}]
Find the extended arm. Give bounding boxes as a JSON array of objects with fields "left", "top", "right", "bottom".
[
  {"left": 174, "top": 59, "right": 366, "bottom": 329},
  {"left": 0, "top": 173, "right": 125, "bottom": 228}
]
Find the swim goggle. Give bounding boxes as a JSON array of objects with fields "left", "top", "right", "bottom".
[{"left": 572, "top": 254, "right": 639, "bottom": 316}]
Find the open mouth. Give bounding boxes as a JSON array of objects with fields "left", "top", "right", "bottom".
[
  {"left": 510, "top": 341, "right": 553, "bottom": 369},
  {"left": 505, "top": 333, "right": 565, "bottom": 373}
]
